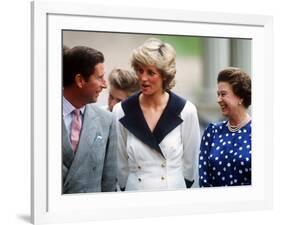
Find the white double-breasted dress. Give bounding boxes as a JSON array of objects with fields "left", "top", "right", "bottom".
[{"left": 113, "top": 91, "right": 200, "bottom": 191}]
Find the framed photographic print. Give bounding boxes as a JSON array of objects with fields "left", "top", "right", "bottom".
[{"left": 31, "top": 1, "right": 273, "bottom": 224}]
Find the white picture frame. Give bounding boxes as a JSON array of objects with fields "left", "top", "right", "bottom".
[{"left": 31, "top": 1, "right": 273, "bottom": 224}]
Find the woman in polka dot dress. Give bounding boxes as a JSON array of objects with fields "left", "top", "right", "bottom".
[{"left": 199, "top": 67, "right": 251, "bottom": 187}]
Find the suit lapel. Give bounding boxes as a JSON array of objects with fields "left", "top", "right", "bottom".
[
  {"left": 119, "top": 92, "right": 186, "bottom": 158},
  {"left": 64, "top": 104, "right": 99, "bottom": 185},
  {"left": 119, "top": 93, "right": 162, "bottom": 157},
  {"left": 153, "top": 92, "right": 186, "bottom": 143}
]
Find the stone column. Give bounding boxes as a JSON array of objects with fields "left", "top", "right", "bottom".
[
  {"left": 198, "top": 38, "right": 231, "bottom": 128},
  {"left": 231, "top": 39, "right": 252, "bottom": 115},
  {"left": 230, "top": 39, "right": 252, "bottom": 75}
]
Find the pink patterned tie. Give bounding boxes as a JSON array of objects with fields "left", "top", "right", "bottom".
[{"left": 70, "top": 109, "right": 82, "bottom": 151}]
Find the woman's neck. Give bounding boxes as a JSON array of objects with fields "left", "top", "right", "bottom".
[
  {"left": 140, "top": 91, "right": 169, "bottom": 109},
  {"left": 228, "top": 111, "right": 250, "bottom": 126}
]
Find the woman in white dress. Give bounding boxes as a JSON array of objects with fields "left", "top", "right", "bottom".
[{"left": 113, "top": 38, "right": 200, "bottom": 191}]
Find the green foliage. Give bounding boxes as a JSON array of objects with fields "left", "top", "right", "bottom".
[{"left": 156, "top": 35, "right": 202, "bottom": 56}]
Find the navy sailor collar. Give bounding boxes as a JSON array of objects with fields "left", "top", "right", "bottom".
[{"left": 119, "top": 91, "right": 186, "bottom": 158}]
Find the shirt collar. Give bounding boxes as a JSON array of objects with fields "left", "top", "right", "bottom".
[{"left": 63, "top": 96, "right": 85, "bottom": 117}]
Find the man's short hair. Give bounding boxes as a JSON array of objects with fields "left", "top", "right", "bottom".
[{"left": 63, "top": 46, "right": 104, "bottom": 87}]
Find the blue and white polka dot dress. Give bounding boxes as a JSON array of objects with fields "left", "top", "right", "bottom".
[{"left": 199, "top": 121, "right": 251, "bottom": 187}]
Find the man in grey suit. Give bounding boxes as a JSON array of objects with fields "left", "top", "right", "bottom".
[{"left": 62, "top": 46, "right": 117, "bottom": 194}]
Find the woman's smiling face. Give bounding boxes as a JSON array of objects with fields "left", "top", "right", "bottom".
[{"left": 217, "top": 81, "right": 243, "bottom": 118}]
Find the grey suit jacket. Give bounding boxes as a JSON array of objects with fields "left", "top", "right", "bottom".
[{"left": 62, "top": 103, "right": 117, "bottom": 194}]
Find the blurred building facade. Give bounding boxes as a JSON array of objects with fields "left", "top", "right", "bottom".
[{"left": 63, "top": 31, "right": 251, "bottom": 133}]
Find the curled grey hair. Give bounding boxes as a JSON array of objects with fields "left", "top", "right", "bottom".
[
  {"left": 131, "top": 38, "right": 176, "bottom": 91},
  {"left": 108, "top": 68, "right": 139, "bottom": 95}
]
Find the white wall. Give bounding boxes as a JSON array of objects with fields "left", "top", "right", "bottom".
[{"left": 0, "top": 0, "right": 280, "bottom": 225}]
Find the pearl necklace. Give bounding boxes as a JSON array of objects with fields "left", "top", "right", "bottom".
[{"left": 226, "top": 116, "right": 251, "bottom": 132}]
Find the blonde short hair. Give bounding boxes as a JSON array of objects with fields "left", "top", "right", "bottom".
[
  {"left": 108, "top": 68, "right": 139, "bottom": 95},
  {"left": 131, "top": 38, "right": 176, "bottom": 91}
]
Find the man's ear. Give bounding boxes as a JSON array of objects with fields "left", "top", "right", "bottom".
[{"left": 74, "top": 74, "right": 84, "bottom": 88}]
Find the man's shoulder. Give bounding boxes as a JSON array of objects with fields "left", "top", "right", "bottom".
[{"left": 86, "top": 103, "right": 113, "bottom": 120}]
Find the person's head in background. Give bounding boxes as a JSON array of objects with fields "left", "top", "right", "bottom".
[
  {"left": 63, "top": 46, "right": 107, "bottom": 108},
  {"left": 107, "top": 68, "right": 139, "bottom": 111}
]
